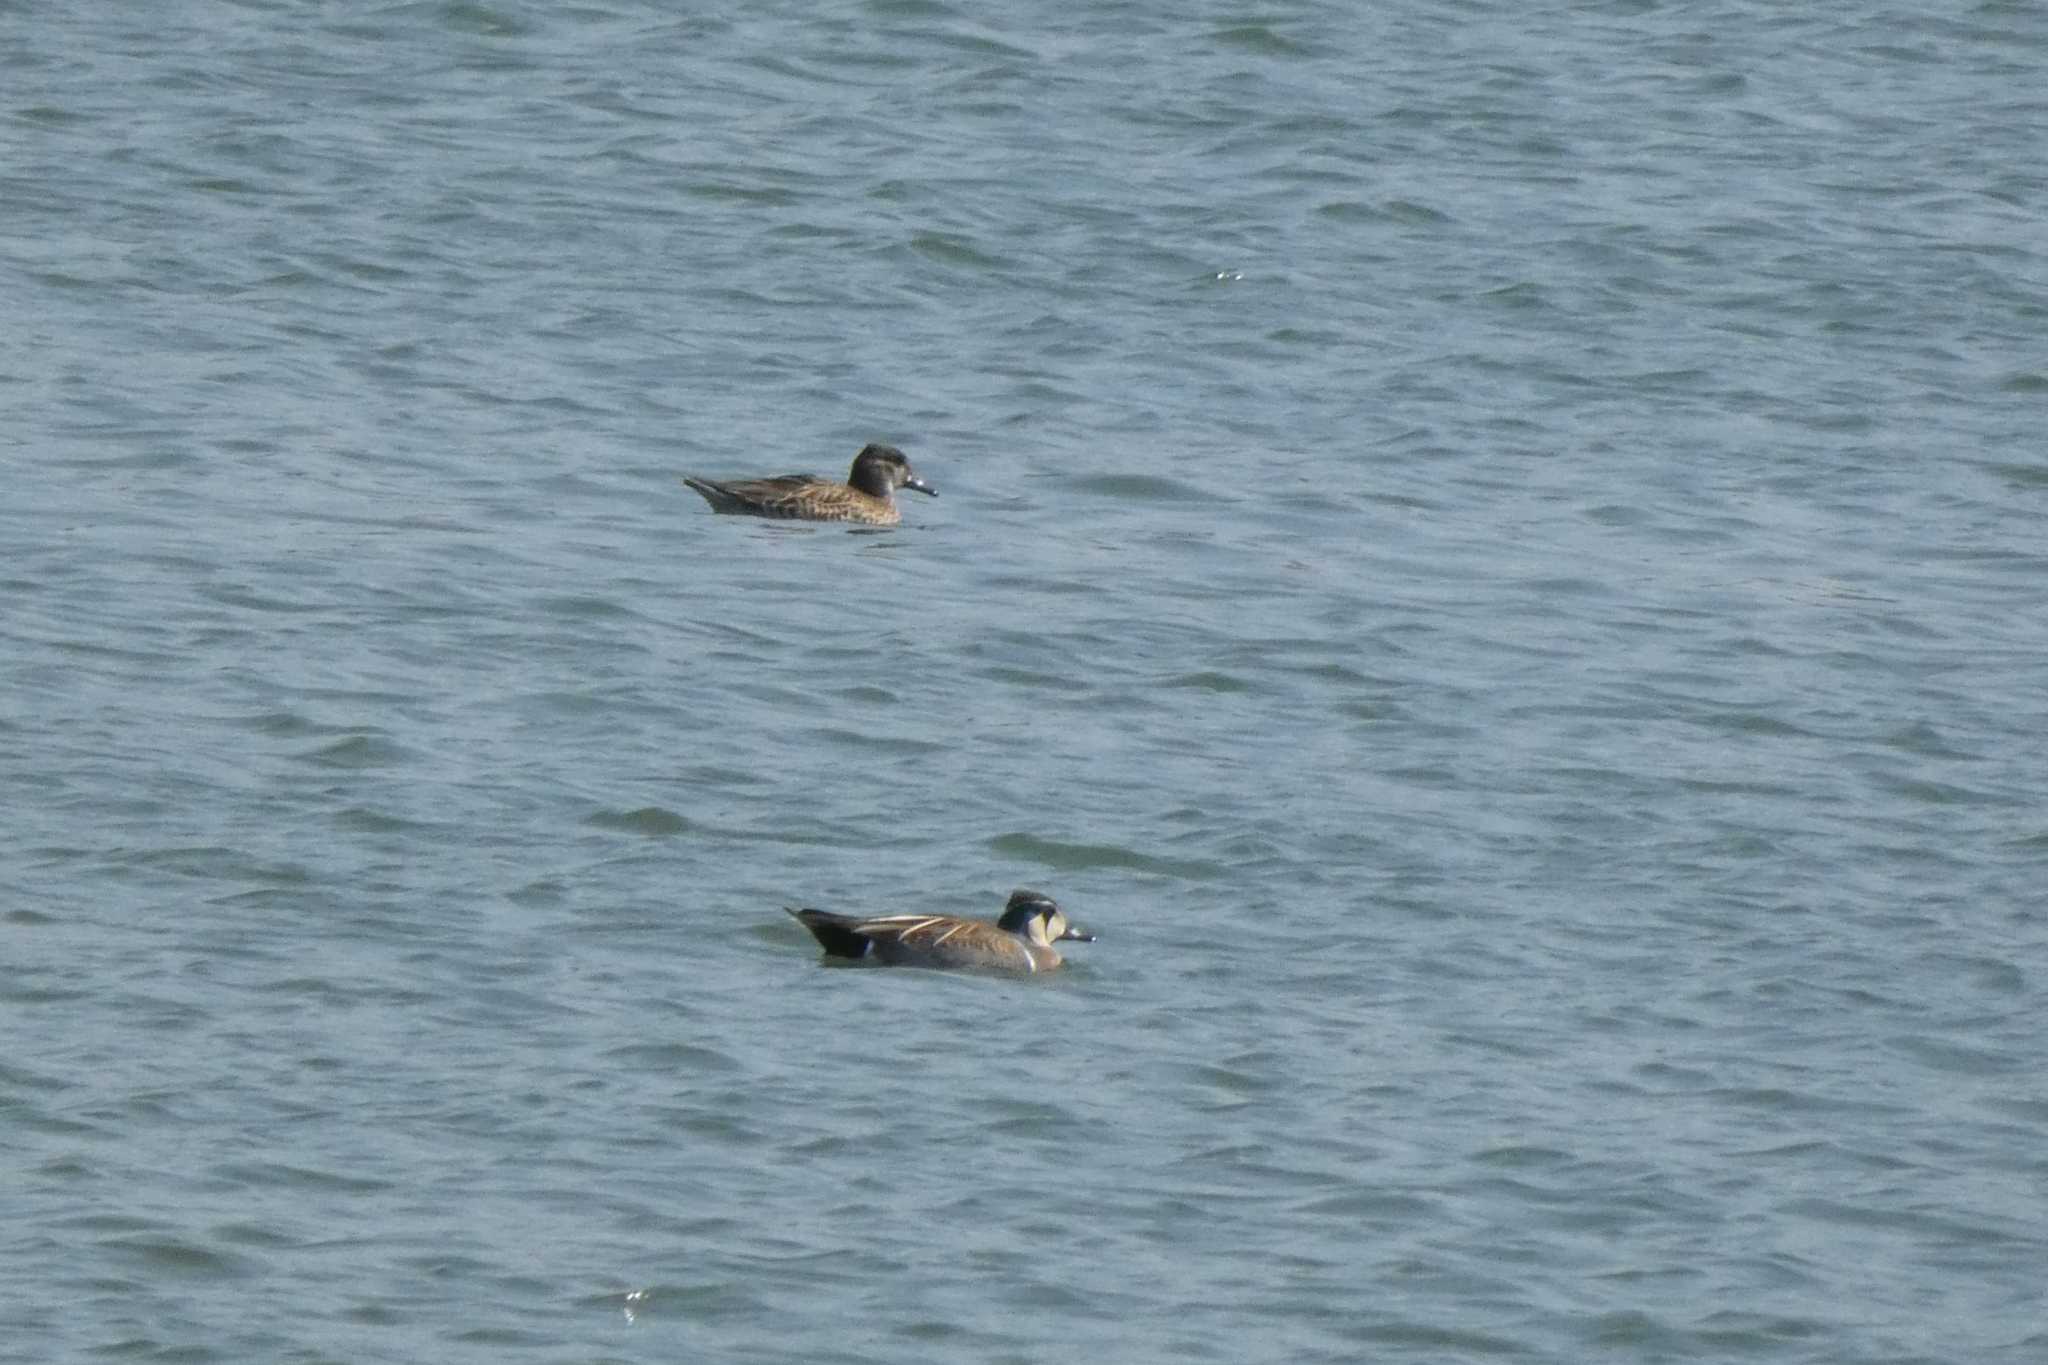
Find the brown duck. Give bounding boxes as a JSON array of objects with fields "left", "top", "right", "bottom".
[
  {"left": 683, "top": 442, "right": 936, "bottom": 525},
  {"left": 786, "top": 890, "right": 1094, "bottom": 973}
]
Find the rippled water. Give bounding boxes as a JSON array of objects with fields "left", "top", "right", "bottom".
[{"left": 7, "top": 2, "right": 2047, "bottom": 1361}]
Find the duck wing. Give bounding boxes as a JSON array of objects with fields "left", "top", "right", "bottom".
[
  {"left": 786, "top": 910, "right": 1041, "bottom": 970},
  {"left": 683, "top": 473, "right": 828, "bottom": 515},
  {"left": 858, "top": 915, "right": 1036, "bottom": 969}
]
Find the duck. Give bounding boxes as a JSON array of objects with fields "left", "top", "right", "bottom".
[
  {"left": 785, "top": 889, "right": 1094, "bottom": 973},
  {"left": 683, "top": 442, "right": 936, "bottom": 525}
]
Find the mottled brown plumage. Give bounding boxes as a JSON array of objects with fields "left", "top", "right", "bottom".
[
  {"left": 683, "top": 443, "right": 936, "bottom": 525},
  {"left": 785, "top": 890, "right": 1094, "bottom": 973}
]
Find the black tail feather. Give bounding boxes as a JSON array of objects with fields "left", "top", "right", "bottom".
[{"left": 786, "top": 907, "right": 872, "bottom": 959}]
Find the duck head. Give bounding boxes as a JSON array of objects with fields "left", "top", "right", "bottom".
[
  {"left": 999, "top": 889, "right": 1094, "bottom": 947},
  {"left": 849, "top": 443, "right": 937, "bottom": 500}
]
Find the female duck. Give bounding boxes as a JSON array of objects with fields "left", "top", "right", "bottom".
[{"left": 684, "top": 442, "right": 936, "bottom": 525}]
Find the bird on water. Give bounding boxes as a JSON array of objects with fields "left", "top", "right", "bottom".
[
  {"left": 785, "top": 890, "right": 1094, "bottom": 973},
  {"left": 683, "top": 442, "right": 936, "bottom": 526}
]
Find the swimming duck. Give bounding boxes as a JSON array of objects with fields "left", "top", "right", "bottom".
[
  {"left": 683, "top": 442, "right": 936, "bottom": 525},
  {"left": 785, "top": 889, "right": 1094, "bottom": 973}
]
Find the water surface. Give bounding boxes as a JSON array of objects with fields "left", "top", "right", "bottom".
[{"left": 6, "top": 2, "right": 2046, "bottom": 1361}]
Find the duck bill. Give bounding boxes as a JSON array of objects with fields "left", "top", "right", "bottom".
[
  {"left": 1057, "top": 925, "right": 1095, "bottom": 942},
  {"left": 903, "top": 477, "right": 938, "bottom": 497}
]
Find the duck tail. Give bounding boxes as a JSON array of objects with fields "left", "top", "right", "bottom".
[
  {"left": 683, "top": 476, "right": 735, "bottom": 511},
  {"left": 786, "top": 907, "right": 872, "bottom": 959}
]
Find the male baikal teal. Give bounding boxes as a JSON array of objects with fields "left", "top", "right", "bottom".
[{"left": 786, "top": 890, "right": 1094, "bottom": 973}]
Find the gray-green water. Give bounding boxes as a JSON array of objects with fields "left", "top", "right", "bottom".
[{"left": 6, "top": 2, "right": 2046, "bottom": 1361}]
